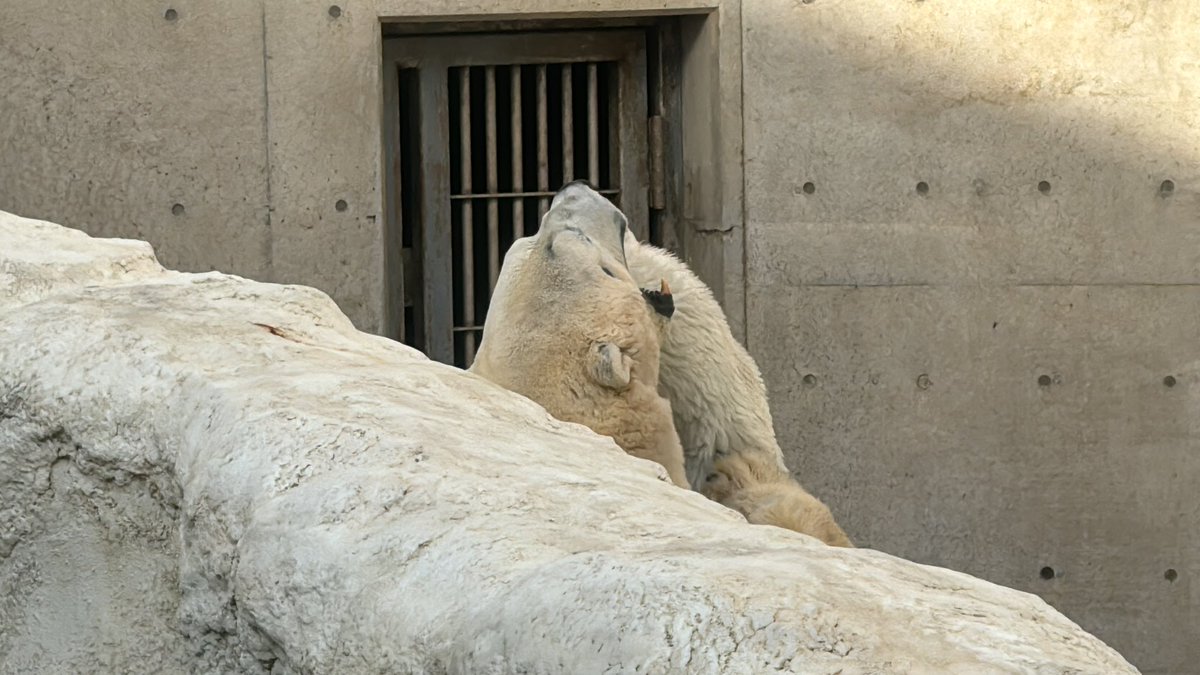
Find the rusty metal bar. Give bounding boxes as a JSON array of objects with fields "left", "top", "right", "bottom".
[
  {"left": 562, "top": 64, "right": 574, "bottom": 183},
  {"left": 450, "top": 189, "right": 619, "bottom": 200},
  {"left": 536, "top": 65, "right": 548, "bottom": 192},
  {"left": 457, "top": 66, "right": 476, "bottom": 365},
  {"left": 510, "top": 65, "right": 525, "bottom": 237},
  {"left": 536, "top": 64, "right": 549, "bottom": 221},
  {"left": 485, "top": 65, "right": 500, "bottom": 292},
  {"left": 648, "top": 115, "right": 665, "bottom": 209},
  {"left": 587, "top": 63, "right": 599, "bottom": 186}
]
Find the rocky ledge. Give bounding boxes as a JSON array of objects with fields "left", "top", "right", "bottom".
[{"left": 0, "top": 210, "right": 1136, "bottom": 674}]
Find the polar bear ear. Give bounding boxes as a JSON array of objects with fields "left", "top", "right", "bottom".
[{"left": 588, "top": 342, "right": 632, "bottom": 390}]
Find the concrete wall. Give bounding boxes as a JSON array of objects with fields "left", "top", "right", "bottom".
[
  {"left": 742, "top": 2, "right": 1200, "bottom": 673},
  {"left": 0, "top": 0, "right": 725, "bottom": 333},
  {"left": 1, "top": 1, "right": 1196, "bottom": 672}
]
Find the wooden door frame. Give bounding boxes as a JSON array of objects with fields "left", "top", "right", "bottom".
[{"left": 382, "top": 30, "right": 650, "bottom": 365}]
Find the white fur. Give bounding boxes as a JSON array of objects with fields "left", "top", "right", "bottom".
[
  {"left": 623, "top": 233, "right": 852, "bottom": 546},
  {"left": 623, "top": 231, "right": 788, "bottom": 488},
  {"left": 470, "top": 184, "right": 689, "bottom": 488}
]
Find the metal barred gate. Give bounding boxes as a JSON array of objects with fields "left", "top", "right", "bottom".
[{"left": 383, "top": 31, "right": 653, "bottom": 368}]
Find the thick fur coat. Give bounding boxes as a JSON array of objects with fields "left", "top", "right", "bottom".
[
  {"left": 703, "top": 454, "right": 852, "bottom": 548},
  {"left": 624, "top": 233, "right": 853, "bottom": 546},
  {"left": 623, "top": 232, "right": 785, "bottom": 487},
  {"left": 469, "top": 182, "right": 689, "bottom": 488}
]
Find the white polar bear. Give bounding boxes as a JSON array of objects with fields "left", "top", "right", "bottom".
[
  {"left": 702, "top": 454, "right": 853, "bottom": 548},
  {"left": 623, "top": 233, "right": 853, "bottom": 546},
  {"left": 470, "top": 181, "right": 689, "bottom": 489}
]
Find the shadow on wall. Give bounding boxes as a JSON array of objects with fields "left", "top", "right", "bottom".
[{"left": 738, "top": 2, "right": 1200, "bottom": 673}]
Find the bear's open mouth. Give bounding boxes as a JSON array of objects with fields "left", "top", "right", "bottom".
[{"left": 641, "top": 279, "right": 674, "bottom": 318}]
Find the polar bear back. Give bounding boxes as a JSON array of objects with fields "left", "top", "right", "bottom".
[{"left": 624, "top": 234, "right": 788, "bottom": 488}]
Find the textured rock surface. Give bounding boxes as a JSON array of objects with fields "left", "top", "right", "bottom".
[{"left": 0, "top": 211, "right": 1137, "bottom": 673}]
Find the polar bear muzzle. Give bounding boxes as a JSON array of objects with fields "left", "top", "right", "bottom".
[{"left": 543, "top": 180, "right": 629, "bottom": 270}]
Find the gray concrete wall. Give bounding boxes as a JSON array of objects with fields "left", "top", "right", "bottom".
[
  {"left": 0, "top": 0, "right": 722, "bottom": 333},
  {"left": 742, "top": 2, "right": 1200, "bottom": 673},
  {"left": 0, "top": 1, "right": 273, "bottom": 281},
  {"left": 1, "top": 1, "right": 1196, "bottom": 672}
]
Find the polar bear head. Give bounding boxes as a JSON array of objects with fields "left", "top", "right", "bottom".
[
  {"left": 469, "top": 180, "right": 691, "bottom": 487},
  {"left": 473, "top": 181, "right": 660, "bottom": 389},
  {"left": 486, "top": 181, "right": 672, "bottom": 324},
  {"left": 543, "top": 181, "right": 674, "bottom": 324},
  {"left": 467, "top": 182, "right": 689, "bottom": 483}
]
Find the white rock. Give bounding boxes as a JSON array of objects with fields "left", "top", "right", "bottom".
[
  {"left": 0, "top": 211, "right": 164, "bottom": 311},
  {"left": 0, "top": 210, "right": 1137, "bottom": 674}
]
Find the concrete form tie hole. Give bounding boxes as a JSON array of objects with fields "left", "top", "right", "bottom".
[
  {"left": 1160, "top": 179, "right": 1175, "bottom": 196},
  {"left": 802, "top": 374, "right": 818, "bottom": 387},
  {"left": 1039, "top": 566, "right": 1055, "bottom": 580},
  {"left": 171, "top": 203, "right": 185, "bottom": 216},
  {"left": 1037, "top": 374, "right": 1053, "bottom": 387},
  {"left": 801, "top": 181, "right": 816, "bottom": 195},
  {"left": 328, "top": 5, "right": 342, "bottom": 18},
  {"left": 335, "top": 199, "right": 348, "bottom": 212},
  {"left": 164, "top": 8, "right": 178, "bottom": 21},
  {"left": 915, "top": 181, "right": 929, "bottom": 196},
  {"left": 1163, "top": 375, "right": 1177, "bottom": 388},
  {"left": 1037, "top": 180, "right": 1052, "bottom": 195},
  {"left": 1165, "top": 568, "right": 1178, "bottom": 582}
]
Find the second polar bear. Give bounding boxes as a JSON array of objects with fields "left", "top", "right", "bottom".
[
  {"left": 624, "top": 233, "right": 853, "bottom": 547},
  {"left": 469, "top": 181, "right": 689, "bottom": 488}
]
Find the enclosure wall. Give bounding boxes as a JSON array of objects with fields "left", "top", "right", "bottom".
[{"left": 741, "top": 4, "right": 1200, "bottom": 673}]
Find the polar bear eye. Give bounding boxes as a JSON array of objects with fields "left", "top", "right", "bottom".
[
  {"left": 601, "top": 266, "right": 615, "bottom": 278},
  {"left": 705, "top": 473, "right": 721, "bottom": 483}
]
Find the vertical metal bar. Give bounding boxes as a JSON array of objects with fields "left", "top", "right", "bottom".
[
  {"left": 587, "top": 62, "right": 599, "bottom": 186},
  {"left": 561, "top": 64, "right": 574, "bottom": 183},
  {"left": 647, "top": 115, "right": 666, "bottom": 210},
  {"left": 458, "top": 67, "right": 476, "bottom": 366},
  {"left": 511, "top": 65, "right": 525, "bottom": 237},
  {"left": 536, "top": 64, "right": 549, "bottom": 222},
  {"left": 418, "top": 63, "right": 453, "bottom": 364},
  {"left": 605, "top": 65, "right": 620, "bottom": 208},
  {"left": 617, "top": 40, "right": 650, "bottom": 240},
  {"left": 485, "top": 66, "right": 500, "bottom": 293},
  {"left": 381, "top": 42, "right": 403, "bottom": 342}
]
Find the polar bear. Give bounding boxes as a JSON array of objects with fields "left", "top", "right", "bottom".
[
  {"left": 702, "top": 454, "right": 853, "bottom": 547},
  {"left": 622, "top": 233, "right": 782, "bottom": 486},
  {"left": 469, "top": 181, "right": 689, "bottom": 489},
  {"left": 623, "top": 233, "right": 853, "bottom": 546}
]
